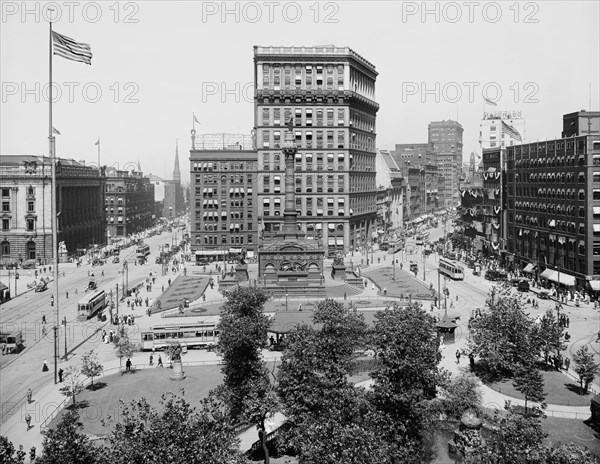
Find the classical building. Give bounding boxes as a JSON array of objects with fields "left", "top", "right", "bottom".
[
  {"left": 254, "top": 45, "right": 379, "bottom": 256},
  {"left": 0, "top": 155, "right": 106, "bottom": 263},
  {"left": 189, "top": 134, "right": 258, "bottom": 263},
  {"left": 479, "top": 111, "right": 524, "bottom": 149},
  {"left": 428, "top": 120, "right": 463, "bottom": 207},
  {"left": 506, "top": 135, "right": 600, "bottom": 290},
  {"left": 105, "top": 167, "right": 155, "bottom": 239},
  {"left": 562, "top": 110, "right": 600, "bottom": 138}
]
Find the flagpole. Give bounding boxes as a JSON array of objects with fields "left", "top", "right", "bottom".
[
  {"left": 49, "top": 17, "right": 60, "bottom": 384},
  {"left": 97, "top": 138, "right": 101, "bottom": 172},
  {"left": 192, "top": 112, "right": 195, "bottom": 132}
]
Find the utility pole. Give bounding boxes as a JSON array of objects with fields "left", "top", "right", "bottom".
[{"left": 62, "top": 317, "right": 67, "bottom": 360}]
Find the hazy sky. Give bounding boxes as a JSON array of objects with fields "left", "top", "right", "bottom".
[{"left": 2, "top": 1, "right": 599, "bottom": 184}]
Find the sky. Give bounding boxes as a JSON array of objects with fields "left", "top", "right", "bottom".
[{"left": 2, "top": 1, "right": 599, "bottom": 185}]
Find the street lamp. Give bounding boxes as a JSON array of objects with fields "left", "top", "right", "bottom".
[
  {"left": 285, "top": 292, "right": 289, "bottom": 311},
  {"left": 62, "top": 317, "right": 68, "bottom": 360}
]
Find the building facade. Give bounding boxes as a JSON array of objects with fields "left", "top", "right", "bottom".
[
  {"left": 146, "top": 174, "right": 166, "bottom": 218},
  {"left": 479, "top": 111, "right": 525, "bottom": 149},
  {"left": 506, "top": 135, "right": 600, "bottom": 289},
  {"left": 253, "top": 45, "right": 379, "bottom": 256},
  {"left": 105, "top": 168, "right": 155, "bottom": 239},
  {"left": 0, "top": 155, "right": 106, "bottom": 263},
  {"left": 562, "top": 110, "right": 600, "bottom": 138},
  {"left": 189, "top": 144, "right": 258, "bottom": 262},
  {"left": 428, "top": 120, "right": 463, "bottom": 207},
  {"left": 375, "top": 150, "right": 404, "bottom": 237}
]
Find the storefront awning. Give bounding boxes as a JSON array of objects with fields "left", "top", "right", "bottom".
[
  {"left": 195, "top": 250, "right": 227, "bottom": 256},
  {"left": 523, "top": 263, "right": 536, "bottom": 273},
  {"left": 588, "top": 280, "right": 600, "bottom": 291},
  {"left": 539, "top": 268, "right": 556, "bottom": 280},
  {"left": 548, "top": 271, "right": 576, "bottom": 287},
  {"left": 229, "top": 248, "right": 242, "bottom": 253}
]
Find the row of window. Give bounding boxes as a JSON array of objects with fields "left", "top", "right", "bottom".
[
  {"left": 196, "top": 234, "right": 252, "bottom": 245},
  {"left": 1, "top": 200, "right": 36, "bottom": 214},
  {"left": 508, "top": 138, "right": 587, "bottom": 158},
  {"left": 1, "top": 218, "right": 35, "bottom": 231},
  {"left": 262, "top": 63, "right": 344, "bottom": 90},
  {"left": 192, "top": 161, "right": 258, "bottom": 172},
  {"left": 195, "top": 209, "right": 253, "bottom": 219}
]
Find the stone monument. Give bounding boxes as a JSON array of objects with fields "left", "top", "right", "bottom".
[
  {"left": 448, "top": 410, "right": 485, "bottom": 457},
  {"left": 258, "top": 119, "right": 325, "bottom": 297},
  {"left": 169, "top": 343, "right": 186, "bottom": 381}
]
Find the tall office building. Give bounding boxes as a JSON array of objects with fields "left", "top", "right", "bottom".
[
  {"left": 428, "top": 120, "right": 463, "bottom": 207},
  {"left": 253, "top": 45, "right": 379, "bottom": 256},
  {"left": 479, "top": 110, "right": 525, "bottom": 150},
  {"left": 506, "top": 135, "right": 600, "bottom": 290},
  {"left": 562, "top": 110, "right": 600, "bottom": 138}
]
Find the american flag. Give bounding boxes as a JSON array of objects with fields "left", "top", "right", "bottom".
[{"left": 52, "top": 31, "right": 92, "bottom": 65}]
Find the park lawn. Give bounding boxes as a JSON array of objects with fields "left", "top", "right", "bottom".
[
  {"left": 49, "top": 364, "right": 224, "bottom": 436},
  {"left": 487, "top": 367, "right": 593, "bottom": 406},
  {"left": 542, "top": 417, "right": 600, "bottom": 457}
]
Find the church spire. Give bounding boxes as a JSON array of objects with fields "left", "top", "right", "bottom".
[{"left": 172, "top": 138, "right": 181, "bottom": 183}]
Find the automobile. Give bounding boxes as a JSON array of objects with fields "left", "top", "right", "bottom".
[
  {"left": 88, "top": 280, "right": 97, "bottom": 290},
  {"left": 538, "top": 290, "right": 550, "bottom": 299},
  {"left": 409, "top": 262, "right": 418, "bottom": 273},
  {"left": 22, "top": 260, "right": 37, "bottom": 269},
  {"left": 510, "top": 278, "right": 521, "bottom": 287},
  {"left": 485, "top": 269, "right": 508, "bottom": 281},
  {"left": 112, "top": 256, "right": 120, "bottom": 264},
  {"left": 517, "top": 280, "right": 530, "bottom": 292},
  {"left": 91, "top": 258, "right": 104, "bottom": 266},
  {"left": 1, "top": 261, "right": 19, "bottom": 270},
  {"left": 379, "top": 243, "right": 389, "bottom": 251},
  {"left": 34, "top": 281, "right": 48, "bottom": 292}
]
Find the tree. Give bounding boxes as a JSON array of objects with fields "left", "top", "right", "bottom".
[
  {"left": 572, "top": 346, "right": 599, "bottom": 394},
  {"left": 0, "top": 436, "right": 26, "bottom": 464},
  {"left": 216, "top": 287, "right": 276, "bottom": 463},
  {"left": 102, "top": 393, "right": 245, "bottom": 464},
  {"left": 35, "top": 411, "right": 98, "bottom": 464},
  {"left": 512, "top": 366, "right": 547, "bottom": 415},
  {"left": 113, "top": 324, "right": 135, "bottom": 369},
  {"left": 369, "top": 303, "right": 444, "bottom": 462},
  {"left": 59, "top": 366, "right": 84, "bottom": 406},
  {"left": 276, "top": 300, "right": 393, "bottom": 463},
  {"left": 531, "top": 310, "right": 565, "bottom": 362},
  {"left": 80, "top": 350, "right": 103, "bottom": 390},
  {"left": 545, "top": 442, "right": 600, "bottom": 464},
  {"left": 465, "top": 411, "right": 548, "bottom": 464},
  {"left": 436, "top": 372, "right": 482, "bottom": 420},
  {"left": 468, "top": 294, "right": 539, "bottom": 379}
]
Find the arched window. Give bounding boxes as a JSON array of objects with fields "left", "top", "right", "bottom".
[
  {"left": 0, "top": 240, "right": 9, "bottom": 257},
  {"left": 26, "top": 241, "right": 36, "bottom": 260}
]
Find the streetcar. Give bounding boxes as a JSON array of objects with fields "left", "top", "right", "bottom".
[
  {"left": 0, "top": 331, "right": 23, "bottom": 353},
  {"left": 136, "top": 243, "right": 151, "bottom": 262},
  {"left": 438, "top": 258, "right": 464, "bottom": 280},
  {"left": 140, "top": 318, "right": 220, "bottom": 351},
  {"left": 77, "top": 290, "right": 107, "bottom": 320}
]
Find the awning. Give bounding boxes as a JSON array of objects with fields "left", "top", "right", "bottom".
[
  {"left": 523, "top": 263, "right": 536, "bottom": 273},
  {"left": 195, "top": 250, "right": 227, "bottom": 256},
  {"left": 588, "top": 281, "right": 600, "bottom": 291},
  {"left": 548, "top": 271, "right": 576, "bottom": 287},
  {"left": 539, "top": 268, "right": 556, "bottom": 280},
  {"left": 336, "top": 238, "right": 344, "bottom": 245},
  {"left": 229, "top": 248, "right": 242, "bottom": 253}
]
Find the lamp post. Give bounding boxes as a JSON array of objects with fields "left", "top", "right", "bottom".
[
  {"left": 285, "top": 292, "right": 288, "bottom": 312},
  {"left": 62, "top": 316, "right": 67, "bottom": 360},
  {"left": 14, "top": 271, "right": 19, "bottom": 297}
]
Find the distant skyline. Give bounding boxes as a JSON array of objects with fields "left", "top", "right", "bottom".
[{"left": 2, "top": 1, "right": 599, "bottom": 184}]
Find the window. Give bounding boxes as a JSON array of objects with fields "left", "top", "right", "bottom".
[
  {"left": 1, "top": 240, "right": 9, "bottom": 255},
  {"left": 1, "top": 188, "right": 9, "bottom": 198},
  {"left": 1, "top": 219, "right": 9, "bottom": 231},
  {"left": 594, "top": 189, "right": 600, "bottom": 200},
  {"left": 26, "top": 219, "right": 35, "bottom": 231}
]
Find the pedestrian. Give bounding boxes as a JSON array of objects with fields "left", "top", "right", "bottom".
[
  {"left": 58, "top": 368, "right": 64, "bottom": 383},
  {"left": 126, "top": 358, "right": 132, "bottom": 372},
  {"left": 25, "top": 413, "right": 32, "bottom": 431},
  {"left": 102, "top": 270, "right": 104, "bottom": 277},
  {"left": 383, "top": 287, "right": 387, "bottom": 296},
  {"left": 566, "top": 316, "right": 570, "bottom": 328},
  {"left": 66, "top": 291, "right": 69, "bottom": 299},
  {"left": 41, "top": 315, "right": 46, "bottom": 324},
  {"left": 298, "top": 303, "right": 302, "bottom": 311},
  {"left": 564, "top": 357, "right": 570, "bottom": 371},
  {"left": 157, "top": 355, "right": 163, "bottom": 367},
  {"left": 42, "top": 359, "right": 49, "bottom": 372},
  {"left": 456, "top": 350, "right": 461, "bottom": 364},
  {"left": 149, "top": 354, "right": 154, "bottom": 366},
  {"left": 27, "top": 388, "right": 32, "bottom": 403},
  {"left": 469, "top": 353, "right": 475, "bottom": 372}
]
